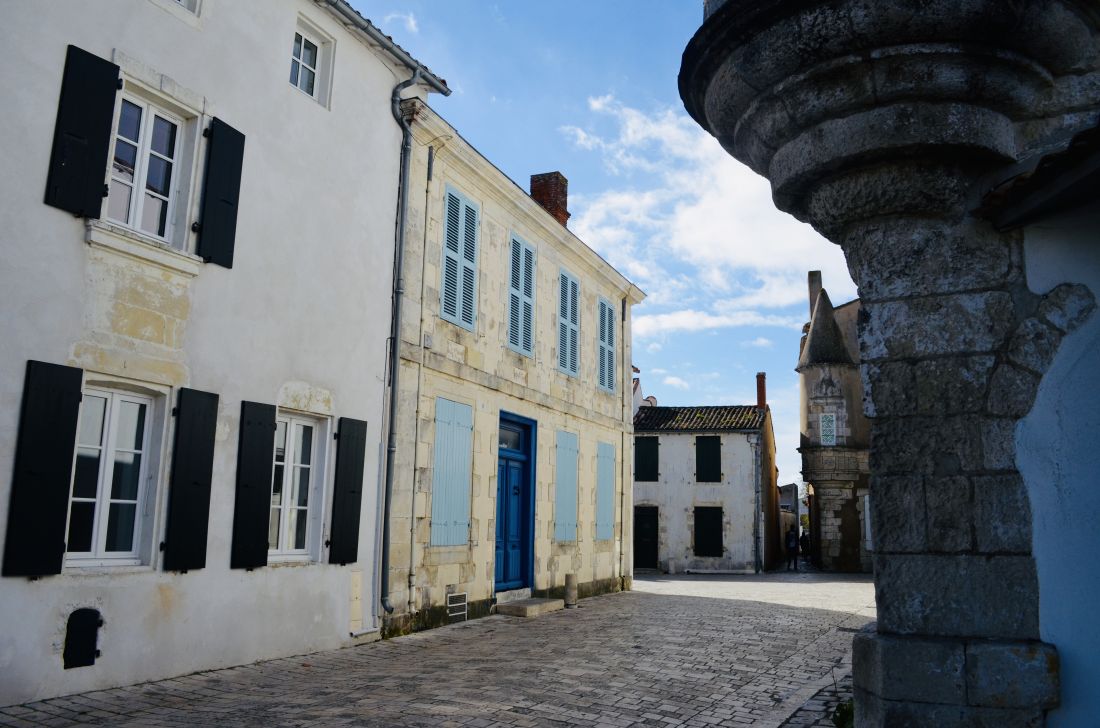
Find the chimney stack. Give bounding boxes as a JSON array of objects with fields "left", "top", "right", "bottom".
[
  {"left": 808, "top": 270, "right": 822, "bottom": 318},
  {"left": 530, "top": 172, "right": 570, "bottom": 226},
  {"left": 756, "top": 372, "right": 767, "bottom": 410}
]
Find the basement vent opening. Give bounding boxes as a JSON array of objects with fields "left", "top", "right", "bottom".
[{"left": 447, "top": 592, "right": 468, "bottom": 622}]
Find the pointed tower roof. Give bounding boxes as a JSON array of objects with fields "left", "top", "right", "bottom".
[{"left": 797, "top": 288, "right": 854, "bottom": 369}]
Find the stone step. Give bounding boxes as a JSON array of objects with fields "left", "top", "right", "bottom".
[
  {"left": 494, "top": 587, "right": 532, "bottom": 604},
  {"left": 496, "top": 598, "right": 565, "bottom": 618}
]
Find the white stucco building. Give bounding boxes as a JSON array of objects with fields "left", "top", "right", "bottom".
[
  {"left": 0, "top": 0, "right": 446, "bottom": 705},
  {"left": 632, "top": 377, "right": 781, "bottom": 574},
  {"left": 380, "top": 101, "right": 645, "bottom": 633}
]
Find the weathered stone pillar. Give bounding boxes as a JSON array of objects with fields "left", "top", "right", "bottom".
[{"left": 680, "top": 1, "right": 1099, "bottom": 723}]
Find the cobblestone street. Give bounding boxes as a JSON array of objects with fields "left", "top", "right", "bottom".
[{"left": 2, "top": 573, "right": 874, "bottom": 728}]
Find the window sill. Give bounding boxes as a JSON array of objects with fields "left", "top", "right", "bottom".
[
  {"left": 268, "top": 554, "right": 314, "bottom": 566},
  {"left": 86, "top": 220, "right": 203, "bottom": 277},
  {"left": 63, "top": 560, "right": 148, "bottom": 576}
]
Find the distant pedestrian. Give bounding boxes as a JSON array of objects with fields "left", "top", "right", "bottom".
[
  {"left": 800, "top": 531, "right": 810, "bottom": 566},
  {"left": 785, "top": 525, "right": 799, "bottom": 571}
]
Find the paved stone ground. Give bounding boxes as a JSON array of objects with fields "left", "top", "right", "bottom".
[
  {"left": 1, "top": 572, "right": 874, "bottom": 728},
  {"left": 777, "top": 675, "right": 853, "bottom": 728}
]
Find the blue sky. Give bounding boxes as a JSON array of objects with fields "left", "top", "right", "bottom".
[{"left": 353, "top": 1, "right": 859, "bottom": 484}]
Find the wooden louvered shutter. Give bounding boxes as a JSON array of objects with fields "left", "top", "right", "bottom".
[
  {"left": 44, "top": 46, "right": 119, "bottom": 218},
  {"left": 558, "top": 271, "right": 579, "bottom": 375},
  {"left": 553, "top": 431, "right": 578, "bottom": 541},
  {"left": 507, "top": 238, "right": 536, "bottom": 355},
  {"left": 597, "top": 298, "right": 616, "bottom": 391},
  {"left": 2, "top": 361, "right": 83, "bottom": 577},
  {"left": 429, "top": 398, "right": 473, "bottom": 546},
  {"left": 694, "top": 506, "right": 723, "bottom": 557},
  {"left": 595, "top": 442, "right": 615, "bottom": 541},
  {"left": 329, "top": 417, "right": 367, "bottom": 565},
  {"left": 695, "top": 435, "right": 722, "bottom": 483},
  {"left": 634, "top": 436, "right": 659, "bottom": 482},
  {"left": 459, "top": 199, "right": 479, "bottom": 327},
  {"left": 441, "top": 192, "right": 462, "bottom": 323},
  {"left": 196, "top": 117, "right": 245, "bottom": 268},
  {"left": 230, "top": 401, "right": 275, "bottom": 569},
  {"left": 163, "top": 388, "right": 219, "bottom": 571}
]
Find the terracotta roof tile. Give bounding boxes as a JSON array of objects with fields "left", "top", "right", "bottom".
[{"left": 634, "top": 405, "right": 764, "bottom": 432}]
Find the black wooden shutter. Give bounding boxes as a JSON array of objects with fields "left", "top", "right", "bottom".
[
  {"left": 162, "top": 388, "right": 219, "bottom": 571},
  {"left": 694, "top": 507, "right": 723, "bottom": 557},
  {"left": 196, "top": 117, "right": 245, "bottom": 269},
  {"left": 329, "top": 418, "right": 368, "bottom": 565},
  {"left": 634, "top": 436, "right": 659, "bottom": 482},
  {"left": 44, "top": 46, "right": 119, "bottom": 218},
  {"left": 3, "top": 361, "right": 83, "bottom": 577},
  {"left": 230, "top": 401, "right": 275, "bottom": 569},
  {"left": 695, "top": 436, "right": 722, "bottom": 482}
]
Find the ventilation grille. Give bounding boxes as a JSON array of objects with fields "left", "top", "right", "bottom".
[{"left": 447, "top": 592, "right": 468, "bottom": 622}]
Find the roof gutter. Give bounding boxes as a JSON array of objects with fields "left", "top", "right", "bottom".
[{"left": 322, "top": 0, "right": 451, "bottom": 96}]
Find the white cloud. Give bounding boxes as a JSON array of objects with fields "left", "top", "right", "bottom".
[
  {"left": 645, "top": 342, "right": 662, "bottom": 353},
  {"left": 633, "top": 309, "right": 803, "bottom": 340},
  {"left": 383, "top": 11, "right": 418, "bottom": 34},
  {"left": 649, "top": 368, "right": 668, "bottom": 375},
  {"left": 663, "top": 376, "right": 690, "bottom": 390},
  {"left": 741, "top": 337, "right": 774, "bottom": 349},
  {"left": 564, "top": 95, "right": 856, "bottom": 328}
]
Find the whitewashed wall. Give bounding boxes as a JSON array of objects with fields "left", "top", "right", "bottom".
[
  {"left": 0, "top": 0, "right": 427, "bottom": 705},
  {"left": 1018, "top": 206, "right": 1100, "bottom": 728},
  {"left": 634, "top": 431, "right": 759, "bottom": 573}
]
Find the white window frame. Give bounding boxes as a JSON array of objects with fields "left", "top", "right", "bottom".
[
  {"left": 107, "top": 95, "right": 185, "bottom": 246},
  {"left": 507, "top": 235, "right": 536, "bottom": 357},
  {"left": 557, "top": 269, "right": 580, "bottom": 376},
  {"left": 64, "top": 387, "right": 158, "bottom": 567},
  {"left": 289, "top": 17, "right": 335, "bottom": 107},
  {"left": 268, "top": 411, "right": 330, "bottom": 562},
  {"left": 597, "top": 296, "right": 616, "bottom": 392}
]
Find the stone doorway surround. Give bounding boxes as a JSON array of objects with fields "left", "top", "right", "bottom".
[{"left": 680, "top": 1, "right": 1099, "bottom": 724}]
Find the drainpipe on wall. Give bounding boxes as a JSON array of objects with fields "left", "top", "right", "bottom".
[
  {"left": 618, "top": 296, "right": 628, "bottom": 589},
  {"left": 379, "top": 70, "right": 422, "bottom": 616},
  {"left": 751, "top": 433, "right": 762, "bottom": 573}
]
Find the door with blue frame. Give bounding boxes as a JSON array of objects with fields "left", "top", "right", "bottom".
[{"left": 495, "top": 415, "right": 534, "bottom": 592}]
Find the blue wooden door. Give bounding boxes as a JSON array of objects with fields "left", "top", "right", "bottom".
[{"left": 496, "top": 458, "right": 524, "bottom": 589}]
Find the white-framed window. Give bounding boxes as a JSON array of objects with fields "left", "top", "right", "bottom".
[
  {"left": 507, "top": 235, "right": 536, "bottom": 356},
  {"left": 597, "top": 296, "right": 616, "bottom": 392},
  {"left": 65, "top": 388, "right": 155, "bottom": 566},
  {"left": 107, "top": 97, "right": 185, "bottom": 244},
  {"left": 557, "top": 269, "right": 580, "bottom": 376},
  {"left": 268, "top": 412, "right": 327, "bottom": 559},
  {"left": 173, "top": 0, "right": 199, "bottom": 13},
  {"left": 289, "top": 18, "right": 334, "bottom": 106}
]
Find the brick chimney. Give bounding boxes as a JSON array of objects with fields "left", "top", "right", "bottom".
[
  {"left": 530, "top": 172, "right": 570, "bottom": 226},
  {"left": 756, "top": 372, "right": 767, "bottom": 410}
]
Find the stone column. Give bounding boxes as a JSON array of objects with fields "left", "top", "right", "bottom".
[{"left": 680, "top": 1, "right": 1098, "bottom": 723}]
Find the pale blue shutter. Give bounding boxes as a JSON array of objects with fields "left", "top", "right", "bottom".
[
  {"left": 507, "top": 238, "right": 536, "bottom": 356},
  {"left": 597, "top": 298, "right": 616, "bottom": 392},
  {"left": 430, "top": 398, "right": 473, "bottom": 545},
  {"left": 460, "top": 199, "right": 478, "bottom": 327},
  {"left": 558, "top": 271, "right": 579, "bottom": 375},
  {"left": 596, "top": 441, "right": 615, "bottom": 540},
  {"left": 554, "top": 431, "right": 578, "bottom": 541},
  {"left": 441, "top": 188, "right": 478, "bottom": 331}
]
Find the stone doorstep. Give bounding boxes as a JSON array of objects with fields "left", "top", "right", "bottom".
[
  {"left": 494, "top": 587, "right": 532, "bottom": 605},
  {"left": 495, "top": 598, "right": 565, "bottom": 618}
]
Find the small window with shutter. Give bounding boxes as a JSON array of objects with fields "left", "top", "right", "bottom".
[
  {"left": 597, "top": 297, "right": 616, "bottom": 392},
  {"left": 440, "top": 187, "right": 480, "bottom": 331},
  {"left": 695, "top": 436, "right": 721, "bottom": 483},
  {"left": 557, "top": 269, "right": 580, "bottom": 376},
  {"left": 507, "top": 235, "right": 536, "bottom": 356},
  {"left": 634, "top": 436, "right": 659, "bottom": 482}
]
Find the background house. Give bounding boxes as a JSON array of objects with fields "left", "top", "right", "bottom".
[
  {"left": 796, "top": 271, "right": 871, "bottom": 572},
  {"left": 632, "top": 374, "right": 780, "bottom": 574},
  {"left": 0, "top": 0, "right": 445, "bottom": 705},
  {"left": 382, "top": 100, "right": 644, "bottom": 633}
]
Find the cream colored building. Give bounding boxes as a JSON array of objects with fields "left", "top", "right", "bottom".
[{"left": 383, "top": 100, "right": 644, "bottom": 632}]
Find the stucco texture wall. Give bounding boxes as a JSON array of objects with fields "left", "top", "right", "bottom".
[
  {"left": 0, "top": 0, "right": 418, "bottom": 705},
  {"left": 1018, "top": 207, "right": 1100, "bottom": 728}
]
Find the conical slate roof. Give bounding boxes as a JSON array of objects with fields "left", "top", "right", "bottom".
[{"left": 797, "top": 289, "right": 854, "bottom": 368}]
